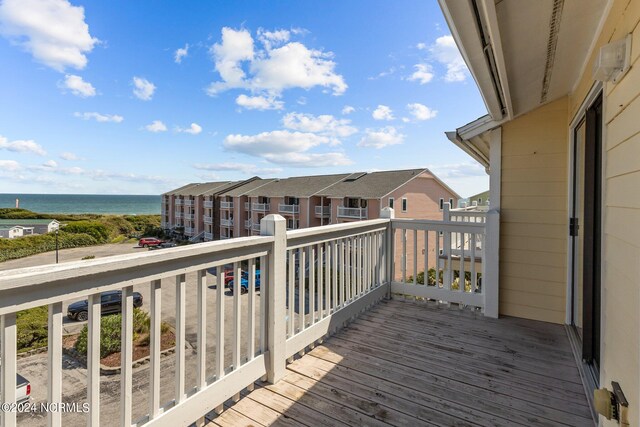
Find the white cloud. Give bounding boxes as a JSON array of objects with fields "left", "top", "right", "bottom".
[
  {"left": 372, "top": 105, "right": 394, "bottom": 121},
  {"left": 208, "top": 27, "right": 347, "bottom": 99},
  {"left": 407, "top": 103, "right": 437, "bottom": 121},
  {"left": 0, "top": 0, "right": 98, "bottom": 72},
  {"left": 224, "top": 130, "right": 333, "bottom": 156},
  {"left": 282, "top": 112, "right": 357, "bottom": 138},
  {"left": 60, "top": 74, "right": 96, "bottom": 97},
  {"left": 430, "top": 35, "right": 468, "bottom": 82},
  {"left": 427, "top": 162, "right": 486, "bottom": 179},
  {"left": 193, "top": 162, "right": 282, "bottom": 175},
  {"left": 132, "top": 76, "right": 156, "bottom": 100},
  {"left": 145, "top": 120, "right": 167, "bottom": 132},
  {"left": 235, "top": 94, "right": 283, "bottom": 110},
  {"left": 74, "top": 112, "right": 123, "bottom": 123},
  {"left": 0, "top": 159, "right": 20, "bottom": 171},
  {"left": 358, "top": 127, "right": 405, "bottom": 149},
  {"left": 341, "top": 105, "right": 355, "bottom": 115},
  {"left": 407, "top": 63, "right": 434, "bottom": 85},
  {"left": 42, "top": 159, "right": 57, "bottom": 168},
  {"left": 257, "top": 28, "right": 290, "bottom": 50},
  {"left": 176, "top": 123, "right": 202, "bottom": 135},
  {"left": 0, "top": 135, "right": 46, "bottom": 156},
  {"left": 60, "top": 152, "right": 78, "bottom": 161},
  {"left": 264, "top": 152, "right": 352, "bottom": 167},
  {"left": 416, "top": 42, "right": 427, "bottom": 50},
  {"left": 368, "top": 66, "right": 397, "bottom": 80},
  {"left": 174, "top": 43, "right": 189, "bottom": 63}
]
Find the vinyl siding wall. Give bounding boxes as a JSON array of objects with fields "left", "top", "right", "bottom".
[
  {"left": 569, "top": 1, "right": 640, "bottom": 424},
  {"left": 499, "top": 96, "right": 569, "bottom": 324}
]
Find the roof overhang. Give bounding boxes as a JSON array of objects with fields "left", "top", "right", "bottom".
[{"left": 446, "top": 115, "right": 502, "bottom": 171}]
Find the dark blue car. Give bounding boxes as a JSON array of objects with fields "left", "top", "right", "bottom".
[
  {"left": 228, "top": 270, "right": 261, "bottom": 294},
  {"left": 67, "top": 290, "right": 143, "bottom": 321}
]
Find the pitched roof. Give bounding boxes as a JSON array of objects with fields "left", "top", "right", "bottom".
[
  {"left": 244, "top": 173, "right": 351, "bottom": 198},
  {"left": 219, "top": 178, "right": 276, "bottom": 197},
  {"left": 318, "top": 169, "right": 428, "bottom": 199},
  {"left": 0, "top": 219, "right": 58, "bottom": 226},
  {"left": 162, "top": 183, "right": 201, "bottom": 196}
]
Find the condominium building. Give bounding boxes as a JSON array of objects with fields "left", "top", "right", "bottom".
[{"left": 162, "top": 169, "right": 460, "bottom": 252}]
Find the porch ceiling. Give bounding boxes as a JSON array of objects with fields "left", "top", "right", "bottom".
[
  {"left": 496, "top": 0, "right": 606, "bottom": 117},
  {"left": 440, "top": 0, "right": 608, "bottom": 120}
]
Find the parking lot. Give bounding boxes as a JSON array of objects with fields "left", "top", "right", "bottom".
[{"left": 4, "top": 245, "right": 264, "bottom": 426}]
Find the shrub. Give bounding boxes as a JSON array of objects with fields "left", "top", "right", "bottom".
[
  {"left": 17, "top": 307, "right": 49, "bottom": 352},
  {"left": 63, "top": 221, "right": 109, "bottom": 242},
  {"left": 81, "top": 255, "right": 95, "bottom": 260},
  {"left": 74, "top": 308, "right": 170, "bottom": 358},
  {"left": 0, "top": 231, "right": 98, "bottom": 262}
]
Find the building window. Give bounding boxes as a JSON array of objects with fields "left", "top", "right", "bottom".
[
  {"left": 449, "top": 198, "right": 454, "bottom": 208},
  {"left": 477, "top": 198, "right": 482, "bottom": 205},
  {"left": 401, "top": 198, "right": 407, "bottom": 212},
  {"left": 389, "top": 197, "right": 394, "bottom": 208},
  {"left": 439, "top": 198, "right": 444, "bottom": 210}
]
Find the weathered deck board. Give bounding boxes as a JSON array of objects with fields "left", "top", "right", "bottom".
[{"left": 209, "top": 299, "right": 594, "bottom": 427}]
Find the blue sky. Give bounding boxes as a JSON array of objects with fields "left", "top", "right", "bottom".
[{"left": 0, "top": 0, "right": 488, "bottom": 197}]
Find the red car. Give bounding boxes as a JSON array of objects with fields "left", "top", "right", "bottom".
[{"left": 139, "top": 237, "right": 164, "bottom": 248}]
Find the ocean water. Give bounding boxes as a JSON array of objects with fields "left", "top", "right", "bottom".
[{"left": 0, "top": 194, "right": 160, "bottom": 215}]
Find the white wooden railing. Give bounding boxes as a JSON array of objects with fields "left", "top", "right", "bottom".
[
  {"left": 220, "top": 202, "right": 233, "bottom": 209},
  {"left": 184, "top": 227, "right": 195, "bottom": 235},
  {"left": 204, "top": 201, "right": 214, "bottom": 209},
  {"left": 252, "top": 223, "right": 261, "bottom": 232},
  {"left": 337, "top": 206, "right": 368, "bottom": 219},
  {"left": 175, "top": 212, "right": 183, "bottom": 219},
  {"left": 204, "top": 216, "right": 213, "bottom": 224},
  {"left": 251, "top": 203, "right": 270, "bottom": 212},
  {"left": 184, "top": 213, "right": 195, "bottom": 221},
  {"left": 204, "top": 232, "right": 213, "bottom": 241},
  {"left": 315, "top": 205, "right": 330, "bottom": 217},
  {"left": 175, "top": 199, "right": 184, "bottom": 206},
  {"left": 244, "top": 220, "right": 252, "bottom": 229},
  {"left": 0, "top": 208, "right": 497, "bottom": 427},
  {"left": 220, "top": 218, "right": 233, "bottom": 227},
  {"left": 185, "top": 200, "right": 195, "bottom": 207},
  {"left": 278, "top": 204, "right": 299, "bottom": 214}
]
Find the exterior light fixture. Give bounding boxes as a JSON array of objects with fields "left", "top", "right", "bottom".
[{"left": 593, "top": 34, "right": 632, "bottom": 84}]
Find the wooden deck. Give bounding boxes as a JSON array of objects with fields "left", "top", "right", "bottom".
[{"left": 206, "top": 298, "right": 594, "bottom": 427}]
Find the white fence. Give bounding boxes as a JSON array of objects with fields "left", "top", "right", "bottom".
[
  {"left": 0, "top": 208, "right": 495, "bottom": 427},
  {"left": 251, "top": 203, "right": 270, "bottom": 212},
  {"left": 204, "top": 201, "right": 213, "bottom": 209},
  {"left": 315, "top": 205, "right": 330, "bottom": 217},
  {"left": 220, "top": 202, "right": 233, "bottom": 209},
  {"left": 220, "top": 218, "right": 233, "bottom": 227},
  {"left": 278, "top": 204, "right": 299, "bottom": 214},
  {"left": 337, "top": 206, "right": 367, "bottom": 219}
]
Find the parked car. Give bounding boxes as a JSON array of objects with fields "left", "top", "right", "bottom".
[
  {"left": 139, "top": 237, "right": 164, "bottom": 248},
  {"left": 228, "top": 270, "right": 261, "bottom": 294},
  {"left": 67, "top": 290, "right": 143, "bottom": 321},
  {"left": 15, "top": 374, "right": 30, "bottom": 404},
  {"left": 148, "top": 242, "right": 177, "bottom": 250},
  {"left": 206, "top": 265, "right": 235, "bottom": 286}
]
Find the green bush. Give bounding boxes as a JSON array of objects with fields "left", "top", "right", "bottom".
[
  {"left": 74, "top": 308, "right": 170, "bottom": 358},
  {"left": 17, "top": 307, "right": 49, "bottom": 352},
  {"left": 81, "top": 255, "right": 95, "bottom": 260},
  {"left": 0, "top": 232, "right": 98, "bottom": 262},
  {"left": 63, "top": 221, "right": 109, "bottom": 242}
]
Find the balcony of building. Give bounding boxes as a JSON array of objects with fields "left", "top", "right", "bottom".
[
  {"left": 220, "top": 218, "right": 233, "bottom": 227},
  {"left": 252, "top": 203, "right": 270, "bottom": 212},
  {"left": 175, "top": 199, "right": 184, "bottom": 206},
  {"left": 204, "top": 216, "right": 213, "bottom": 225},
  {"left": 175, "top": 212, "right": 184, "bottom": 219},
  {"left": 278, "top": 203, "right": 300, "bottom": 214},
  {"left": 244, "top": 220, "right": 252, "bottom": 230},
  {"left": 244, "top": 202, "right": 251, "bottom": 211},
  {"left": 184, "top": 213, "right": 195, "bottom": 221},
  {"left": 204, "top": 231, "right": 213, "bottom": 241},
  {"left": 185, "top": 199, "right": 195, "bottom": 207},
  {"left": 315, "top": 205, "right": 330, "bottom": 218},
  {"left": 337, "top": 206, "right": 368, "bottom": 219},
  {"left": 220, "top": 202, "right": 233, "bottom": 210},
  {"left": 251, "top": 222, "right": 261, "bottom": 232},
  {"left": 184, "top": 226, "right": 194, "bottom": 236},
  {"left": 204, "top": 200, "right": 214, "bottom": 209},
  {"left": 0, "top": 209, "right": 593, "bottom": 427}
]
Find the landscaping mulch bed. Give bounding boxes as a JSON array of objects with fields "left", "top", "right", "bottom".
[{"left": 63, "top": 331, "right": 175, "bottom": 367}]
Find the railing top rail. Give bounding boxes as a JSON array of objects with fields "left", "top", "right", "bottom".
[
  {"left": 286, "top": 218, "right": 388, "bottom": 250},
  {"left": 0, "top": 235, "right": 275, "bottom": 314},
  {"left": 391, "top": 218, "right": 485, "bottom": 233}
]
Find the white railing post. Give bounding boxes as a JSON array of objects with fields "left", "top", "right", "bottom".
[
  {"left": 483, "top": 209, "right": 500, "bottom": 318},
  {"left": 1, "top": 313, "right": 17, "bottom": 427},
  {"left": 261, "top": 214, "right": 287, "bottom": 383},
  {"left": 380, "top": 207, "right": 395, "bottom": 298},
  {"left": 443, "top": 203, "right": 452, "bottom": 288}
]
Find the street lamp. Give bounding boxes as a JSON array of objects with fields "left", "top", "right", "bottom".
[{"left": 55, "top": 228, "right": 59, "bottom": 264}]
